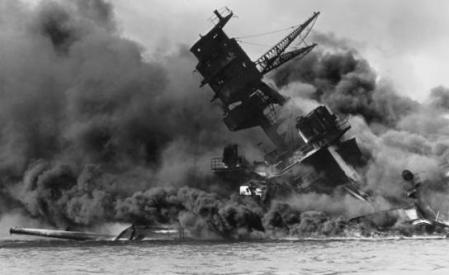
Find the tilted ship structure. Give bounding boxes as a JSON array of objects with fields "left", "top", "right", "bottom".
[
  {"left": 191, "top": 8, "right": 367, "bottom": 202},
  {"left": 9, "top": 8, "right": 449, "bottom": 240},
  {"left": 190, "top": 8, "right": 449, "bottom": 234}
]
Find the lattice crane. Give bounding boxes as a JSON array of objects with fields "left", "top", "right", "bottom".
[{"left": 255, "top": 12, "right": 319, "bottom": 75}]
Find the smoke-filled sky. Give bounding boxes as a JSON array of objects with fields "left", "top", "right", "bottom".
[
  {"left": 104, "top": 0, "right": 449, "bottom": 102},
  {"left": 1, "top": 0, "right": 448, "bottom": 238},
  {"left": 20, "top": 1, "right": 449, "bottom": 101}
]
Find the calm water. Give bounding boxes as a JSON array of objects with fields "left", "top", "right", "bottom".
[{"left": 1, "top": 238, "right": 449, "bottom": 274}]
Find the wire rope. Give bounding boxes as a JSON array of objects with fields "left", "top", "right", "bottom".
[{"left": 234, "top": 25, "right": 296, "bottom": 40}]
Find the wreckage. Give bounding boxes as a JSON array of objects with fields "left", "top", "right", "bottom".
[
  {"left": 191, "top": 8, "right": 366, "bottom": 201},
  {"left": 10, "top": 224, "right": 184, "bottom": 241},
  {"left": 190, "top": 8, "right": 449, "bottom": 234},
  {"left": 9, "top": 8, "right": 449, "bottom": 241}
]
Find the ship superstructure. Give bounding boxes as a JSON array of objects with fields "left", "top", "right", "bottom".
[
  {"left": 191, "top": 8, "right": 367, "bottom": 201},
  {"left": 191, "top": 8, "right": 318, "bottom": 149}
]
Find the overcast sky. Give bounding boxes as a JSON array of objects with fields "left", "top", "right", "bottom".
[
  {"left": 110, "top": 0, "right": 449, "bottom": 102},
  {"left": 26, "top": 0, "right": 449, "bottom": 101}
]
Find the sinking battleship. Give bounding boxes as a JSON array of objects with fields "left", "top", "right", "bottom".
[
  {"left": 191, "top": 8, "right": 367, "bottom": 202},
  {"left": 190, "top": 8, "right": 449, "bottom": 234},
  {"left": 9, "top": 8, "right": 448, "bottom": 241}
]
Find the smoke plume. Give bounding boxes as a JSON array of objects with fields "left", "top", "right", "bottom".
[
  {"left": 0, "top": 0, "right": 269, "bottom": 238},
  {"left": 1, "top": 1, "right": 449, "bottom": 239}
]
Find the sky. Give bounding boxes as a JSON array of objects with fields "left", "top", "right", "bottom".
[{"left": 26, "top": 0, "right": 449, "bottom": 101}]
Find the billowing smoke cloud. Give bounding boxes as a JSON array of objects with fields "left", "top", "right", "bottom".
[
  {"left": 274, "top": 39, "right": 418, "bottom": 127},
  {"left": 0, "top": 0, "right": 265, "bottom": 233},
  {"left": 1, "top": 1, "right": 449, "bottom": 239},
  {"left": 429, "top": 86, "right": 449, "bottom": 110},
  {"left": 272, "top": 31, "right": 449, "bottom": 228}
]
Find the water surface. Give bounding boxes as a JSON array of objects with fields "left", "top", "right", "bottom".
[{"left": 1, "top": 238, "right": 448, "bottom": 274}]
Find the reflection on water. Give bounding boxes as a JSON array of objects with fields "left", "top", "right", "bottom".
[{"left": 1, "top": 238, "right": 449, "bottom": 274}]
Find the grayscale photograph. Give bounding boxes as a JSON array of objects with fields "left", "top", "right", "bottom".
[{"left": 0, "top": 0, "right": 449, "bottom": 274}]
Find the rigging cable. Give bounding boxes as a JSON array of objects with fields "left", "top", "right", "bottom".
[
  {"left": 235, "top": 39, "right": 273, "bottom": 47},
  {"left": 234, "top": 25, "right": 296, "bottom": 40},
  {"left": 294, "top": 15, "right": 318, "bottom": 47}
]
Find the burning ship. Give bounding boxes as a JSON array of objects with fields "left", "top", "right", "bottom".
[
  {"left": 191, "top": 8, "right": 367, "bottom": 202},
  {"left": 190, "top": 8, "right": 449, "bottom": 234},
  {"left": 9, "top": 8, "right": 449, "bottom": 241}
]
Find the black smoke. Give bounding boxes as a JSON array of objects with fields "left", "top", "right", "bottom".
[
  {"left": 1, "top": 1, "right": 449, "bottom": 239},
  {"left": 0, "top": 0, "right": 269, "bottom": 238},
  {"left": 273, "top": 44, "right": 418, "bottom": 127}
]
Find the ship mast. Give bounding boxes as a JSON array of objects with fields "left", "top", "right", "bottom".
[{"left": 190, "top": 9, "right": 319, "bottom": 150}]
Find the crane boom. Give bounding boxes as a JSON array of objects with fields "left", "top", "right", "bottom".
[
  {"left": 255, "top": 12, "right": 319, "bottom": 74},
  {"left": 260, "top": 44, "right": 317, "bottom": 74}
]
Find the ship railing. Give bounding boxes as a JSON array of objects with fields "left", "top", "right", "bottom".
[
  {"left": 274, "top": 144, "right": 315, "bottom": 171},
  {"left": 210, "top": 157, "right": 227, "bottom": 170},
  {"left": 307, "top": 116, "right": 350, "bottom": 147}
]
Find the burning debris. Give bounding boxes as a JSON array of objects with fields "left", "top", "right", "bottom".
[{"left": 2, "top": 2, "right": 449, "bottom": 241}]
